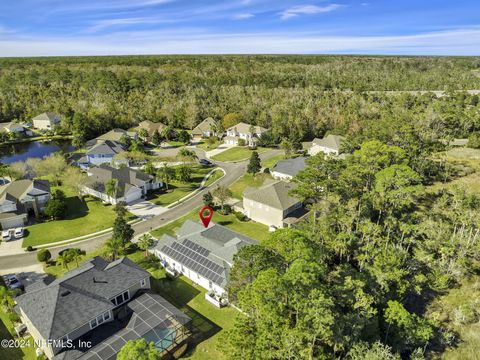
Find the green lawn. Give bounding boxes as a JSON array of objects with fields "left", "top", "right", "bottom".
[
  {"left": 229, "top": 173, "right": 272, "bottom": 200},
  {"left": 22, "top": 189, "right": 129, "bottom": 247},
  {"left": 151, "top": 207, "right": 269, "bottom": 242},
  {"left": 147, "top": 166, "right": 213, "bottom": 206},
  {"left": 196, "top": 139, "right": 221, "bottom": 151},
  {"left": 167, "top": 141, "right": 187, "bottom": 148},
  {"left": 43, "top": 245, "right": 239, "bottom": 360},
  {"left": 261, "top": 152, "right": 285, "bottom": 169},
  {"left": 204, "top": 169, "right": 224, "bottom": 187},
  {"left": 0, "top": 293, "right": 38, "bottom": 360},
  {"left": 211, "top": 147, "right": 269, "bottom": 162}
]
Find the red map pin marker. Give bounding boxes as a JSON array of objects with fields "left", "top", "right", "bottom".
[{"left": 199, "top": 206, "right": 214, "bottom": 228}]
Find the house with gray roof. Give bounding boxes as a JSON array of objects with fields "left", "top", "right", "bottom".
[
  {"left": 0, "top": 179, "right": 51, "bottom": 229},
  {"left": 82, "top": 164, "right": 161, "bottom": 204},
  {"left": 32, "top": 112, "right": 61, "bottom": 130},
  {"left": 15, "top": 256, "right": 191, "bottom": 360},
  {"left": 270, "top": 156, "right": 306, "bottom": 181},
  {"left": 224, "top": 122, "right": 267, "bottom": 146},
  {"left": 86, "top": 129, "right": 137, "bottom": 148},
  {"left": 306, "top": 134, "right": 345, "bottom": 156},
  {"left": 0, "top": 122, "right": 33, "bottom": 137},
  {"left": 153, "top": 220, "right": 257, "bottom": 298},
  {"left": 191, "top": 117, "right": 217, "bottom": 140},
  {"left": 242, "top": 180, "right": 305, "bottom": 229},
  {"left": 75, "top": 140, "right": 127, "bottom": 170}
]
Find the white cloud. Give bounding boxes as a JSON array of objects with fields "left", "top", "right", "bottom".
[
  {"left": 232, "top": 13, "right": 255, "bottom": 20},
  {"left": 1, "top": 28, "right": 480, "bottom": 56},
  {"left": 86, "top": 17, "right": 173, "bottom": 33},
  {"left": 280, "top": 4, "right": 343, "bottom": 20}
]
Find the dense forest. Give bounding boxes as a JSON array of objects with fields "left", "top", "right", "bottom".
[
  {"left": 0, "top": 55, "right": 480, "bottom": 144},
  {"left": 1, "top": 55, "right": 480, "bottom": 359}
]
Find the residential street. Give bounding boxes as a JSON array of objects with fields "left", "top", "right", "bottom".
[{"left": 0, "top": 149, "right": 281, "bottom": 273}]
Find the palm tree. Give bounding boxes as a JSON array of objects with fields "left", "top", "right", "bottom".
[
  {"left": 104, "top": 237, "right": 123, "bottom": 261},
  {"left": 67, "top": 248, "right": 86, "bottom": 268},
  {"left": 105, "top": 179, "right": 118, "bottom": 203},
  {"left": 56, "top": 252, "right": 70, "bottom": 270},
  {"left": 177, "top": 148, "right": 198, "bottom": 164},
  {"left": 157, "top": 163, "right": 174, "bottom": 190},
  {"left": 138, "top": 234, "right": 154, "bottom": 257}
]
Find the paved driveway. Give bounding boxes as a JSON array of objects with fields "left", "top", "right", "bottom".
[
  {"left": 205, "top": 143, "right": 236, "bottom": 159},
  {"left": 0, "top": 237, "right": 25, "bottom": 256},
  {"left": 126, "top": 199, "right": 168, "bottom": 219}
]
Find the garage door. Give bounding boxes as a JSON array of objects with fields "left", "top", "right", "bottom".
[
  {"left": 125, "top": 188, "right": 142, "bottom": 204},
  {"left": 1, "top": 216, "right": 25, "bottom": 230}
]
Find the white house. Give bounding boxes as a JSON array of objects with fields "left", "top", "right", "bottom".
[
  {"left": 224, "top": 122, "right": 267, "bottom": 146},
  {"left": 270, "top": 156, "right": 306, "bottom": 181},
  {"left": 307, "top": 134, "right": 345, "bottom": 156},
  {"left": 153, "top": 220, "right": 257, "bottom": 298},
  {"left": 242, "top": 180, "right": 305, "bottom": 229},
  {"left": 82, "top": 164, "right": 161, "bottom": 204},
  {"left": 32, "top": 112, "right": 61, "bottom": 130},
  {"left": 76, "top": 140, "right": 126, "bottom": 170}
]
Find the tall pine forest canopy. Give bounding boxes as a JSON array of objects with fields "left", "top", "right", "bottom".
[{"left": 1, "top": 55, "right": 480, "bottom": 143}]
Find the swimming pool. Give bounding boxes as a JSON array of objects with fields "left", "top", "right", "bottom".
[{"left": 143, "top": 327, "right": 177, "bottom": 351}]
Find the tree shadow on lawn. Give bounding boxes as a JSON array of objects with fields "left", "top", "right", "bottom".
[
  {"left": 150, "top": 277, "right": 222, "bottom": 354},
  {"left": 0, "top": 317, "right": 25, "bottom": 360},
  {"left": 64, "top": 196, "right": 89, "bottom": 220},
  {"left": 217, "top": 221, "right": 233, "bottom": 226}
]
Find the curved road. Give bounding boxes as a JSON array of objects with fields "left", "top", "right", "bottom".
[{"left": 0, "top": 149, "right": 280, "bottom": 271}]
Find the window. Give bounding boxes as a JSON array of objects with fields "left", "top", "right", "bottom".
[
  {"left": 103, "top": 312, "right": 111, "bottom": 321},
  {"left": 90, "top": 311, "right": 111, "bottom": 329},
  {"left": 140, "top": 278, "right": 147, "bottom": 287},
  {"left": 112, "top": 290, "right": 130, "bottom": 306}
]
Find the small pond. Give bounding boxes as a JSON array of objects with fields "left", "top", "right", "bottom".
[{"left": 0, "top": 140, "right": 75, "bottom": 164}]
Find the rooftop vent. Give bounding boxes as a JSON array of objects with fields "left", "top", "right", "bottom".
[{"left": 60, "top": 290, "right": 71, "bottom": 297}]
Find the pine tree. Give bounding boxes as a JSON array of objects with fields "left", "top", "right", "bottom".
[{"left": 247, "top": 151, "right": 261, "bottom": 176}]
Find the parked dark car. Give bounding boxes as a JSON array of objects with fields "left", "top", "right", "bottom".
[
  {"left": 3, "top": 274, "right": 25, "bottom": 292},
  {"left": 199, "top": 159, "right": 214, "bottom": 167}
]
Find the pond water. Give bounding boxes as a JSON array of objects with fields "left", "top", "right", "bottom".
[{"left": 0, "top": 140, "right": 75, "bottom": 164}]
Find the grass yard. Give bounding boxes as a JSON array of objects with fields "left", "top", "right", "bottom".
[
  {"left": 211, "top": 146, "right": 269, "bottom": 162},
  {"left": 204, "top": 168, "right": 224, "bottom": 187},
  {"left": 196, "top": 139, "right": 221, "bottom": 151},
  {"left": 229, "top": 173, "right": 272, "bottom": 200},
  {"left": 0, "top": 309, "right": 38, "bottom": 360},
  {"left": 147, "top": 165, "right": 213, "bottom": 206},
  {"left": 151, "top": 207, "right": 269, "bottom": 242},
  {"left": 43, "top": 245, "right": 239, "bottom": 360},
  {"left": 22, "top": 186, "right": 132, "bottom": 247},
  {"left": 261, "top": 152, "right": 285, "bottom": 169},
  {"left": 167, "top": 141, "right": 187, "bottom": 148}
]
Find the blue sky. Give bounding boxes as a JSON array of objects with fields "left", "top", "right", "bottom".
[{"left": 0, "top": 0, "right": 479, "bottom": 56}]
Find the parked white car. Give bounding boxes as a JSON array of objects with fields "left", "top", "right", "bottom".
[
  {"left": 14, "top": 227, "right": 24, "bottom": 239},
  {"left": 2, "top": 229, "right": 12, "bottom": 242}
]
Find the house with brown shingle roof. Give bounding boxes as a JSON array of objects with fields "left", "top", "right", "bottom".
[
  {"left": 191, "top": 117, "right": 217, "bottom": 140},
  {"left": 135, "top": 120, "right": 166, "bottom": 139},
  {"left": 32, "top": 112, "right": 61, "bottom": 130}
]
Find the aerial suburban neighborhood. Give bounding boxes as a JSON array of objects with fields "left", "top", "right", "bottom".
[{"left": 1, "top": 2, "right": 480, "bottom": 360}]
